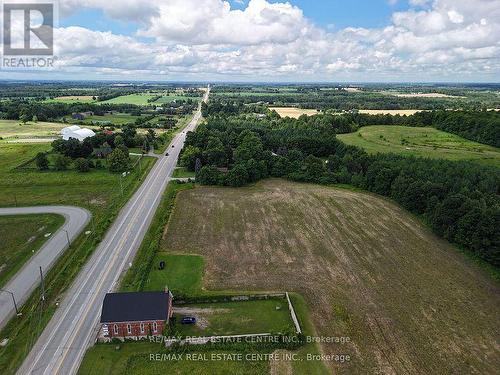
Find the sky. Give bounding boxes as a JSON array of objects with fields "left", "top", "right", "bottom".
[{"left": 1, "top": 0, "right": 500, "bottom": 82}]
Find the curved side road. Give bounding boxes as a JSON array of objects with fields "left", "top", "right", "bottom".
[{"left": 0, "top": 206, "right": 91, "bottom": 329}]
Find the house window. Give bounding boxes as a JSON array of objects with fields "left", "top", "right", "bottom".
[
  {"left": 140, "top": 323, "right": 145, "bottom": 334},
  {"left": 127, "top": 324, "right": 132, "bottom": 335},
  {"left": 113, "top": 324, "right": 118, "bottom": 335},
  {"left": 153, "top": 322, "right": 157, "bottom": 333}
]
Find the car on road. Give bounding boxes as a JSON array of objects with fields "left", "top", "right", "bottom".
[
  {"left": 165, "top": 153, "right": 169, "bottom": 156},
  {"left": 172, "top": 145, "right": 175, "bottom": 148},
  {"left": 181, "top": 317, "right": 196, "bottom": 324}
]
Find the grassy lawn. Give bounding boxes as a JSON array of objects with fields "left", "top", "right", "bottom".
[
  {"left": 162, "top": 179, "right": 500, "bottom": 374},
  {"left": 0, "top": 120, "right": 67, "bottom": 139},
  {"left": 143, "top": 254, "right": 204, "bottom": 295},
  {"left": 0, "top": 214, "right": 64, "bottom": 288},
  {"left": 0, "top": 143, "right": 156, "bottom": 375},
  {"left": 337, "top": 125, "right": 500, "bottom": 166},
  {"left": 172, "top": 299, "right": 294, "bottom": 337},
  {"left": 172, "top": 167, "right": 195, "bottom": 178},
  {"left": 79, "top": 343, "right": 269, "bottom": 375}
]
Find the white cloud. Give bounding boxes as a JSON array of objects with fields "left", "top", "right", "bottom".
[{"left": 23, "top": 0, "right": 500, "bottom": 80}]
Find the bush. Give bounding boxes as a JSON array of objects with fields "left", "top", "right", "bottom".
[
  {"left": 107, "top": 148, "right": 129, "bottom": 173},
  {"left": 35, "top": 152, "right": 49, "bottom": 170},
  {"left": 53, "top": 155, "right": 71, "bottom": 171},
  {"left": 75, "top": 158, "right": 90, "bottom": 172}
]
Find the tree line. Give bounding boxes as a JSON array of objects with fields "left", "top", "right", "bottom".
[{"left": 179, "top": 112, "right": 500, "bottom": 267}]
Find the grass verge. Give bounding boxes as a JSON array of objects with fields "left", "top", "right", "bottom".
[{"left": 0, "top": 214, "right": 64, "bottom": 289}]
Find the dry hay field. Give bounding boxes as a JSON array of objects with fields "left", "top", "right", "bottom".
[
  {"left": 269, "top": 107, "right": 320, "bottom": 118},
  {"left": 162, "top": 179, "right": 500, "bottom": 374}
]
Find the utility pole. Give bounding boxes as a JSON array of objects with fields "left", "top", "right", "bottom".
[
  {"left": 119, "top": 174, "right": 124, "bottom": 196},
  {"left": 62, "top": 229, "right": 70, "bottom": 247},
  {"left": 39, "top": 267, "right": 45, "bottom": 301},
  {"left": 0, "top": 289, "right": 20, "bottom": 316}
]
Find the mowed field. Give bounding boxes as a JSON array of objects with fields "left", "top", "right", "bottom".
[
  {"left": 162, "top": 179, "right": 500, "bottom": 374},
  {"left": 0, "top": 120, "right": 67, "bottom": 139},
  {"left": 0, "top": 214, "right": 64, "bottom": 288},
  {"left": 338, "top": 125, "right": 500, "bottom": 166},
  {"left": 358, "top": 109, "right": 424, "bottom": 115},
  {"left": 269, "top": 107, "right": 320, "bottom": 118}
]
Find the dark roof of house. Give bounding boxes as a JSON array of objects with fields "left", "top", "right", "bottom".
[{"left": 100, "top": 291, "right": 171, "bottom": 323}]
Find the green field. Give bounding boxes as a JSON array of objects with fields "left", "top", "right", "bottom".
[
  {"left": 72, "top": 113, "right": 139, "bottom": 125},
  {"left": 337, "top": 125, "right": 500, "bottom": 166},
  {"left": 0, "top": 120, "right": 67, "bottom": 139},
  {"left": 99, "top": 94, "right": 157, "bottom": 106},
  {"left": 0, "top": 143, "right": 156, "bottom": 375},
  {"left": 0, "top": 214, "right": 64, "bottom": 288}
]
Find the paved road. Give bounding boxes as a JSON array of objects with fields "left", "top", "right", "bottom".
[
  {"left": 17, "top": 86, "right": 209, "bottom": 375},
  {"left": 0, "top": 206, "right": 91, "bottom": 329}
]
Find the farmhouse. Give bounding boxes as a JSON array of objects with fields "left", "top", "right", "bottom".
[
  {"left": 99, "top": 290, "right": 173, "bottom": 341},
  {"left": 71, "top": 111, "right": 94, "bottom": 120},
  {"left": 61, "top": 125, "right": 96, "bottom": 141}
]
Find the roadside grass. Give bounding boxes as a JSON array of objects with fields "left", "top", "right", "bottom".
[
  {"left": 337, "top": 125, "right": 500, "bottom": 166},
  {"left": 172, "top": 167, "right": 196, "bottom": 178},
  {"left": 79, "top": 343, "right": 269, "bottom": 375},
  {"left": 0, "top": 214, "right": 64, "bottom": 289},
  {"left": 0, "top": 143, "right": 156, "bottom": 375},
  {"left": 162, "top": 179, "right": 500, "bottom": 374}
]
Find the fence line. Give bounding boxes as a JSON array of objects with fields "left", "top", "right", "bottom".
[{"left": 286, "top": 292, "right": 302, "bottom": 334}]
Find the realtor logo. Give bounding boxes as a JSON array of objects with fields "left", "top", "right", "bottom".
[{"left": 3, "top": 1, "right": 54, "bottom": 56}]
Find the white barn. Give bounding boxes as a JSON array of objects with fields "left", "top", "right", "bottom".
[{"left": 61, "top": 125, "right": 96, "bottom": 141}]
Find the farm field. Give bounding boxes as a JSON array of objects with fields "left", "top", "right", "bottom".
[
  {"left": 0, "top": 143, "right": 156, "bottom": 374},
  {"left": 269, "top": 107, "right": 320, "bottom": 118},
  {"left": 0, "top": 120, "right": 67, "bottom": 139},
  {"left": 162, "top": 179, "right": 500, "bottom": 374},
  {"left": 0, "top": 214, "right": 64, "bottom": 288},
  {"left": 45, "top": 95, "right": 97, "bottom": 104},
  {"left": 99, "top": 94, "right": 157, "bottom": 105},
  {"left": 337, "top": 125, "right": 500, "bottom": 166},
  {"left": 69, "top": 112, "right": 139, "bottom": 125},
  {"left": 99, "top": 93, "right": 199, "bottom": 106}
]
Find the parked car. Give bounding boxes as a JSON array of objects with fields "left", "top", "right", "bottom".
[
  {"left": 181, "top": 317, "right": 196, "bottom": 324},
  {"left": 165, "top": 152, "right": 169, "bottom": 156}
]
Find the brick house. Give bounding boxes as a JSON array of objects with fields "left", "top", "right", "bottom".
[{"left": 99, "top": 290, "right": 173, "bottom": 341}]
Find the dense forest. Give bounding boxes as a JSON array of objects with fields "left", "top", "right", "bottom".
[
  {"left": 203, "top": 100, "right": 500, "bottom": 147},
  {"left": 181, "top": 108, "right": 500, "bottom": 267},
  {"left": 211, "top": 85, "right": 500, "bottom": 111}
]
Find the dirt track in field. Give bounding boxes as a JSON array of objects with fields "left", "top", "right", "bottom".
[{"left": 162, "top": 179, "right": 500, "bottom": 374}]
